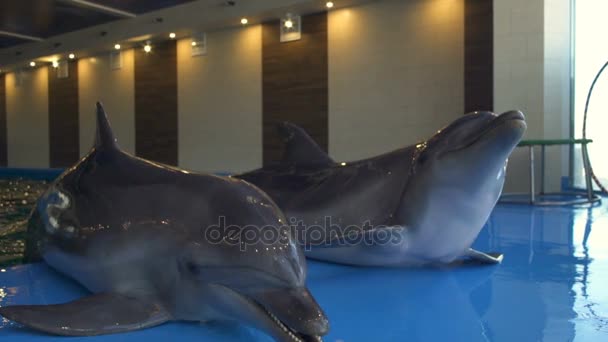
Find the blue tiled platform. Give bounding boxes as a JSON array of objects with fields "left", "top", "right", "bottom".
[{"left": 1, "top": 201, "right": 607, "bottom": 341}]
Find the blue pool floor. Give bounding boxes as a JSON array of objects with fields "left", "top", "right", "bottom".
[{"left": 1, "top": 200, "right": 608, "bottom": 341}]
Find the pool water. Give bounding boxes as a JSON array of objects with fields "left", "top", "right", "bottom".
[
  {"left": 0, "top": 179, "right": 607, "bottom": 341},
  {"left": 0, "top": 179, "right": 47, "bottom": 266}
]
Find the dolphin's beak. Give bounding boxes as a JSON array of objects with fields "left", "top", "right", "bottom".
[
  {"left": 208, "top": 284, "right": 329, "bottom": 342},
  {"left": 477, "top": 110, "right": 526, "bottom": 139},
  {"left": 251, "top": 287, "right": 329, "bottom": 337},
  {"left": 444, "top": 110, "right": 526, "bottom": 155},
  {"left": 493, "top": 110, "right": 526, "bottom": 126}
]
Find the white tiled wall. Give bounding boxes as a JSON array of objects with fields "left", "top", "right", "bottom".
[
  {"left": 494, "top": 0, "right": 545, "bottom": 134},
  {"left": 78, "top": 50, "right": 136, "bottom": 156},
  {"left": 494, "top": 0, "right": 571, "bottom": 193},
  {"left": 2, "top": 0, "right": 573, "bottom": 185},
  {"left": 5, "top": 68, "right": 50, "bottom": 168},
  {"left": 328, "top": 0, "right": 464, "bottom": 161},
  {"left": 177, "top": 26, "right": 262, "bottom": 174},
  {"left": 543, "top": 0, "right": 572, "bottom": 191}
]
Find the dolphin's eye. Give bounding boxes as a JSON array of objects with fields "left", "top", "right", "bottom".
[
  {"left": 418, "top": 152, "right": 428, "bottom": 164},
  {"left": 186, "top": 261, "right": 200, "bottom": 275}
]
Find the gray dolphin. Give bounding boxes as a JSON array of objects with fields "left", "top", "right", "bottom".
[
  {"left": 236, "top": 111, "right": 526, "bottom": 266},
  {"left": 0, "top": 103, "right": 328, "bottom": 342}
]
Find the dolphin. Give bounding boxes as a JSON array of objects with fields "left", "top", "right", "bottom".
[
  {"left": 0, "top": 103, "right": 328, "bottom": 342},
  {"left": 235, "top": 111, "right": 526, "bottom": 266}
]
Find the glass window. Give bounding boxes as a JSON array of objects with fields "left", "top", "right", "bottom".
[{"left": 573, "top": 0, "right": 608, "bottom": 189}]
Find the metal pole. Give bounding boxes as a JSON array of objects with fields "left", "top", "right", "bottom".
[
  {"left": 582, "top": 143, "right": 594, "bottom": 200},
  {"left": 540, "top": 145, "right": 546, "bottom": 195},
  {"left": 530, "top": 146, "right": 535, "bottom": 204}
]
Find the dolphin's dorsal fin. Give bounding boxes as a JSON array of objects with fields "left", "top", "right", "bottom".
[
  {"left": 277, "top": 122, "right": 333, "bottom": 166},
  {"left": 94, "top": 102, "right": 119, "bottom": 150}
]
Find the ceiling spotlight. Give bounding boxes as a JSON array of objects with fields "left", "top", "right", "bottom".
[
  {"left": 240, "top": 18, "right": 248, "bottom": 25},
  {"left": 114, "top": 44, "right": 121, "bottom": 50},
  {"left": 326, "top": 1, "right": 334, "bottom": 8},
  {"left": 52, "top": 60, "right": 59, "bottom": 68},
  {"left": 169, "top": 32, "right": 176, "bottom": 39},
  {"left": 68, "top": 53, "right": 75, "bottom": 59},
  {"left": 29, "top": 61, "right": 36, "bottom": 67},
  {"left": 191, "top": 41, "right": 197, "bottom": 46},
  {"left": 144, "top": 42, "right": 152, "bottom": 53},
  {"left": 284, "top": 19, "right": 294, "bottom": 28}
]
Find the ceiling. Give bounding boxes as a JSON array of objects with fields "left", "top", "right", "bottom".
[
  {"left": 0, "top": 0, "right": 374, "bottom": 70},
  {"left": 0, "top": 0, "right": 197, "bottom": 48}
]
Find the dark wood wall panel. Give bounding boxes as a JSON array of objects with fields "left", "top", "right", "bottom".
[
  {"left": 262, "top": 12, "right": 328, "bottom": 165},
  {"left": 0, "top": 74, "right": 6, "bottom": 166},
  {"left": 48, "top": 61, "right": 79, "bottom": 168},
  {"left": 134, "top": 40, "right": 178, "bottom": 165},
  {"left": 465, "top": 0, "right": 493, "bottom": 112}
]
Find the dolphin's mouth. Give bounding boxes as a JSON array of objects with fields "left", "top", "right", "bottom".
[
  {"left": 244, "top": 297, "right": 322, "bottom": 342},
  {"left": 445, "top": 111, "right": 525, "bottom": 154},
  {"left": 258, "top": 302, "right": 323, "bottom": 342},
  {"left": 209, "top": 282, "right": 326, "bottom": 342}
]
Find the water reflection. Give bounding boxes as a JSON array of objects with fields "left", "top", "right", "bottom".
[
  {"left": 305, "top": 261, "right": 498, "bottom": 342},
  {"left": 571, "top": 205, "right": 608, "bottom": 339},
  {"left": 311, "top": 203, "right": 604, "bottom": 341},
  {"left": 476, "top": 202, "right": 607, "bottom": 341}
]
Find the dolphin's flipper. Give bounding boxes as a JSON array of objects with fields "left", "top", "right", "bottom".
[
  {"left": 464, "top": 248, "right": 504, "bottom": 264},
  {"left": 277, "top": 122, "right": 334, "bottom": 166},
  {"left": 0, "top": 293, "right": 171, "bottom": 336}
]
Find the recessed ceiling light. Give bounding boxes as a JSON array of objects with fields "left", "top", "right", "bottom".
[
  {"left": 144, "top": 43, "right": 152, "bottom": 53},
  {"left": 68, "top": 53, "right": 75, "bottom": 59},
  {"left": 52, "top": 60, "right": 59, "bottom": 68},
  {"left": 326, "top": 1, "right": 334, "bottom": 8},
  {"left": 191, "top": 41, "right": 197, "bottom": 46},
  {"left": 240, "top": 18, "right": 248, "bottom": 25},
  {"left": 114, "top": 44, "right": 121, "bottom": 50},
  {"left": 169, "top": 32, "right": 176, "bottom": 39},
  {"left": 29, "top": 61, "right": 36, "bottom": 67},
  {"left": 284, "top": 19, "right": 294, "bottom": 28}
]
